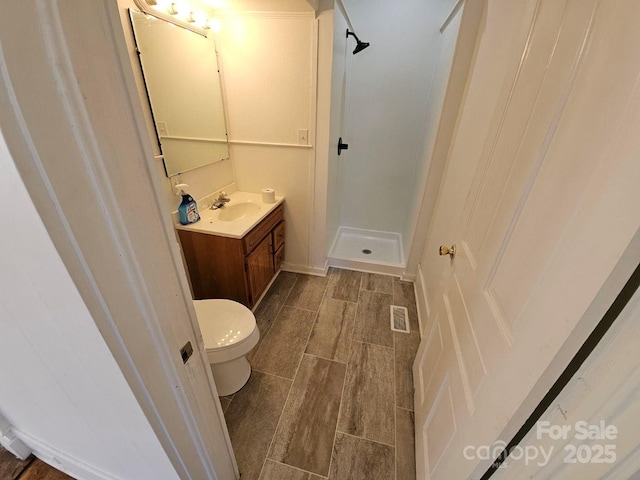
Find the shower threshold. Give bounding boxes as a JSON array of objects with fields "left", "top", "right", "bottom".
[{"left": 328, "top": 227, "right": 405, "bottom": 276}]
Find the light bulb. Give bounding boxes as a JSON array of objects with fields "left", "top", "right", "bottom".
[
  {"left": 208, "top": 18, "right": 221, "bottom": 33},
  {"left": 189, "top": 10, "right": 207, "bottom": 25}
]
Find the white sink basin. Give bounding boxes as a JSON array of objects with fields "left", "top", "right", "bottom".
[
  {"left": 217, "top": 202, "right": 261, "bottom": 221},
  {"left": 176, "top": 190, "right": 284, "bottom": 239}
]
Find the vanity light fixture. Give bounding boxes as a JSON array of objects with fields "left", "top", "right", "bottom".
[
  {"left": 167, "top": 2, "right": 179, "bottom": 15},
  {"left": 208, "top": 18, "right": 222, "bottom": 33},
  {"left": 133, "top": 0, "right": 211, "bottom": 37}
]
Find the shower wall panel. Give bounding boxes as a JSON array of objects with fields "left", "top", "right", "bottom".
[{"left": 338, "top": 0, "right": 447, "bottom": 236}]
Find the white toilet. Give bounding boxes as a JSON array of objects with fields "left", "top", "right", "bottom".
[{"left": 193, "top": 299, "right": 259, "bottom": 396}]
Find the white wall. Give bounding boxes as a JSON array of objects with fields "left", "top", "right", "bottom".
[
  {"left": 217, "top": 12, "right": 316, "bottom": 270},
  {"left": 121, "top": 1, "right": 320, "bottom": 272},
  {"left": 308, "top": 1, "right": 333, "bottom": 269},
  {"left": 0, "top": 132, "right": 179, "bottom": 480},
  {"left": 337, "top": 0, "right": 444, "bottom": 240},
  {"left": 324, "top": 3, "right": 349, "bottom": 257},
  {"left": 401, "top": 0, "right": 461, "bottom": 256}
]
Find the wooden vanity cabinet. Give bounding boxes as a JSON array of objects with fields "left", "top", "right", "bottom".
[{"left": 177, "top": 204, "right": 285, "bottom": 308}]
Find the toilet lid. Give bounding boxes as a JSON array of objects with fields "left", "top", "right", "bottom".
[{"left": 193, "top": 299, "right": 256, "bottom": 349}]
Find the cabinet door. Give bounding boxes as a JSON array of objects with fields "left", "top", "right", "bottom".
[
  {"left": 246, "top": 233, "right": 275, "bottom": 306},
  {"left": 177, "top": 229, "right": 249, "bottom": 304}
]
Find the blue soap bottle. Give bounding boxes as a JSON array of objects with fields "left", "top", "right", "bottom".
[{"left": 176, "top": 183, "right": 201, "bottom": 225}]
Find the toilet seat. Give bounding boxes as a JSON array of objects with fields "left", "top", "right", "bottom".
[{"left": 193, "top": 299, "right": 259, "bottom": 364}]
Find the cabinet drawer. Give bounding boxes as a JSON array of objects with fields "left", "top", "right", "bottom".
[
  {"left": 273, "top": 222, "right": 285, "bottom": 251},
  {"left": 242, "top": 204, "right": 284, "bottom": 255},
  {"left": 274, "top": 243, "right": 285, "bottom": 272}
]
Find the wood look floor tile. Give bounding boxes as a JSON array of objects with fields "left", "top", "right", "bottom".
[
  {"left": 224, "top": 371, "right": 292, "bottom": 480},
  {"left": 0, "top": 447, "right": 32, "bottom": 480},
  {"left": 394, "top": 332, "right": 421, "bottom": 410},
  {"left": 328, "top": 433, "right": 394, "bottom": 480},
  {"left": 248, "top": 301, "right": 282, "bottom": 363},
  {"left": 361, "top": 273, "right": 394, "bottom": 294},
  {"left": 327, "top": 268, "right": 362, "bottom": 303},
  {"left": 338, "top": 342, "right": 395, "bottom": 446},
  {"left": 262, "top": 272, "right": 299, "bottom": 306},
  {"left": 352, "top": 290, "right": 393, "bottom": 348},
  {"left": 305, "top": 298, "right": 356, "bottom": 363},
  {"left": 269, "top": 354, "right": 346, "bottom": 476},
  {"left": 15, "top": 459, "right": 73, "bottom": 480},
  {"left": 396, "top": 408, "right": 416, "bottom": 480},
  {"left": 284, "top": 275, "right": 329, "bottom": 311},
  {"left": 260, "top": 460, "right": 325, "bottom": 480},
  {"left": 252, "top": 307, "right": 316, "bottom": 379},
  {"left": 392, "top": 278, "right": 420, "bottom": 333}
]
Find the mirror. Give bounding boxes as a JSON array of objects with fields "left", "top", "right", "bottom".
[{"left": 129, "top": 10, "right": 229, "bottom": 177}]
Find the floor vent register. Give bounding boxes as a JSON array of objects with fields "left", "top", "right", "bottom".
[{"left": 390, "top": 305, "right": 410, "bottom": 333}]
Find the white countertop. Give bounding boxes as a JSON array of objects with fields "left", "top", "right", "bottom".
[{"left": 175, "top": 191, "right": 284, "bottom": 239}]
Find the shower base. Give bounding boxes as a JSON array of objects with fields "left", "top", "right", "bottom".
[{"left": 328, "top": 227, "right": 405, "bottom": 276}]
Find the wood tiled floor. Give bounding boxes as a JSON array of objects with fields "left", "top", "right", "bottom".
[
  {"left": 222, "top": 268, "right": 420, "bottom": 480},
  {"left": 0, "top": 447, "right": 72, "bottom": 480}
]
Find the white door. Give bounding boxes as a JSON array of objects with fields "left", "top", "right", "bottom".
[
  {"left": 413, "top": 0, "right": 640, "bottom": 478},
  {"left": 492, "top": 272, "right": 640, "bottom": 479}
]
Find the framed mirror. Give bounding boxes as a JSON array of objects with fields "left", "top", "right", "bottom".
[{"left": 129, "top": 10, "right": 229, "bottom": 177}]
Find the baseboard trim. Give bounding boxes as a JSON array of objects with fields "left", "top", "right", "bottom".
[
  {"left": 281, "top": 262, "right": 329, "bottom": 277},
  {"left": 14, "top": 429, "right": 124, "bottom": 480},
  {"left": 401, "top": 272, "right": 417, "bottom": 282},
  {"left": 0, "top": 431, "right": 30, "bottom": 460}
]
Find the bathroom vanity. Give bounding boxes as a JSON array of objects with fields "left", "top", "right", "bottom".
[{"left": 176, "top": 192, "right": 285, "bottom": 309}]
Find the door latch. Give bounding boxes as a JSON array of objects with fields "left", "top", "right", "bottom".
[
  {"left": 180, "top": 341, "right": 193, "bottom": 364},
  {"left": 439, "top": 244, "right": 456, "bottom": 258}
]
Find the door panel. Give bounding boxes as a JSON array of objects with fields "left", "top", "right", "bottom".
[
  {"left": 492, "top": 278, "right": 640, "bottom": 479},
  {"left": 446, "top": 275, "right": 486, "bottom": 399},
  {"left": 424, "top": 377, "right": 456, "bottom": 473},
  {"left": 417, "top": 318, "right": 444, "bottom": 407},
  {"left": 414, "top": 0, "right": 640, "bottom": 478}
]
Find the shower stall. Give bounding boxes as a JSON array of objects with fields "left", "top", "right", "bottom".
[{"left": 325, "top": 0, "right": 460, "bottom": 276}]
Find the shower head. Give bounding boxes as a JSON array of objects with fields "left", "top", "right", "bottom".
[
  {"left": 346, "top": 29, "right": 370, "bottom": 55},
  {"left": 353, "top": 40, "right": 370, "bottom": 54}
]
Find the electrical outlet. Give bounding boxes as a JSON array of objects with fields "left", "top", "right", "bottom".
[
  {"left": 297, "top": 129, "right": 308, "bottom": 145},
  {"left": 157, "top": 121, "right": 168, "bottom": 137}
]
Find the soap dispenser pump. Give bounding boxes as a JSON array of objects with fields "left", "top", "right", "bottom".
[{"left": 176, "top": 183, "right": 201, "bottom": 225}]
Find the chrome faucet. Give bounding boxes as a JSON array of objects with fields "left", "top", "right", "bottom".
[{"left": 210, "top": 191, "right": 231, "bottom": 209}]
